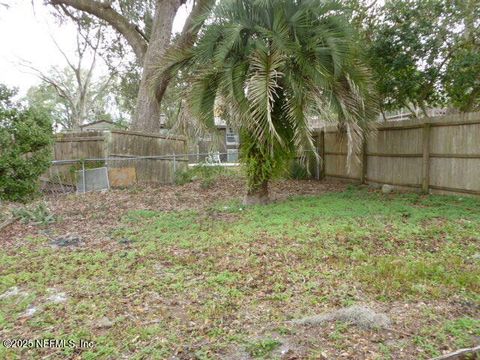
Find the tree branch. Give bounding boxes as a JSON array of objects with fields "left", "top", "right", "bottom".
[
  {"left": 154, "top": 0, "right": 215, "bottom": 102},
  {"left": 48, "top": 0, "right": 148, "bottom": 62},
  {"left": 430, "top": 345, "right": 480, "bottom": 360},
  {"left": 20, "top": 61, "right": 75, "bottom": 107}
]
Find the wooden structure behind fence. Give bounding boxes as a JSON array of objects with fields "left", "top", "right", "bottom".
[
  {"left": 313, "top": 112, "right": 480, "bottom": 196},
  {"left": 49, "top": 130, "right": 187, "bottom": 186}
]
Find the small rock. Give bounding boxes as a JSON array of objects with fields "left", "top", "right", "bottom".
[
  {"left": 368, "top": 183, "right": 382, "bottom": 190},
  {"left": 381, "top": 184, "right": 394, "bottom": 194},
  {"left": 118, "top": 238, "right": 133, "bottom": 245},
  {"left": 472, "top": 253, "right": 480, "bottom": 261},
  {"left": 96, "top": 316, "right": 114, "bottom": 328},
  {"left": 50, "top": 235, "right": 82, "bottom": 248}
]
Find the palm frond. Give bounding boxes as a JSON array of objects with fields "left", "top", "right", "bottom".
[
  {"left": 246, "top": 47, "right": 284, "bottom": 147},
  {"left": 158, "top": 0, "right": 379, "bottom": 176}
]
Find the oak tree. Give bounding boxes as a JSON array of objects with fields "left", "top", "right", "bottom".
[{"left": 46, "top": 0, "right": 214, "bottom": 131}]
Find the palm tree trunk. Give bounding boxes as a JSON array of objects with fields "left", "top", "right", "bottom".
[
  {"left": 244, "top": 179, "right": 270, "bottom": 205},
  {"left": 243, "top": 138, "right": 272, "bottom": 205}
]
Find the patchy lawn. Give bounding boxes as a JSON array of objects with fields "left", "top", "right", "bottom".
[{"left": 0, "top": 179, "right": 479, "bottom": 359}]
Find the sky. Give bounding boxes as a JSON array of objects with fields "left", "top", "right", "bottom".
[{"left": 0, "top": 0, "right": 190, "bottom": 96}]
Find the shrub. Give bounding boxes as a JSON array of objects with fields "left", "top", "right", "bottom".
[
  {"left": 289, "top": 160, "right": 310, "bottom": 180},
  {"left": 12, "top": 202, "right": 55, "bottom": 225},
  {"left": 0, "top": 84, "right": 53, "bottom": 202},
  {"left": 175, "top": 164, "right": 226, "bottom": 189}
]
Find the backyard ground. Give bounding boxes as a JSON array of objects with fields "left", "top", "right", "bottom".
[{"left": 0, "top": 176, "right": 479, "bottom": 359}]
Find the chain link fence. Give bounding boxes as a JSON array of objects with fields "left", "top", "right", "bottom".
[
  {"left": 41, "top": 148, "right": 322, "bottom": 196},
  {"left": 42, "top": 150, "right": 242, "bottom": 195}
]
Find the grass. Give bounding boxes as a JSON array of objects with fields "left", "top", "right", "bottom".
[
  {"left": 0, "top": 187, "right": 479, "bottom": 358},
  {"left": 245, "top": 339, "right": 282, "bottom": 358}
]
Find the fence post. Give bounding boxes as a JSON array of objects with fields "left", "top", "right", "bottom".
[
  {"left": 173, "top": 153, "right": 177, "bottom": 183},
  {"left": 361, "top": 135, "right": 368, "bottom": 184},
  {"left": 81, "top": 160, "right": 86, "bottom": 194},
  {"left": 314, "top": 133, "right": 320, "bottom": 180},
  {"left": 56, "top": 167, "right": 66, "bottom": 194},
  {"left": 319, "top": 130, "right": 325, "bottom": 179},
  {"left": 422, "top": 123, "right": 431, "bottom": 194}
]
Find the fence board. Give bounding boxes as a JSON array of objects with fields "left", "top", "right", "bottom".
[
  {"left": 368, "top": 128, "right": 422, "bottom": 154},
  {"left": 430, "top": 123, "right": 480, "bottom": 155},
  {"left": 324, "top": 154, "right": 362, "bottom": 179},
  {"left": 316, "top": 112, "right": 480, "bottom": 197},
  {"left": 430, "top": 158, "right": 480, "bottom": 193},
  {"left": 49, "top": 130, "right": 186, "bottom": 186},
  {"left": 367, "top": 156, "right": 422, "bottom": 186}
]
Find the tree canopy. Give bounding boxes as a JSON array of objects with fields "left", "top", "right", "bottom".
[
  {"left": 0, "top": 84, "right": 53, "bottom": 202},
  {"left": 354, "top": 0, "right": 480, "bottom": 116}
]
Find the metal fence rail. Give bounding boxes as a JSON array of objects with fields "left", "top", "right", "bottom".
[{"left": 50, "top": 151, "right": 238, "bottom": 165}]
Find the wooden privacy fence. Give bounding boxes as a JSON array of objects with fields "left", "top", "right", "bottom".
[
  {"left": 313, "top": 112, "right": 480, "bottom": 196},
  {"left": 48, "top": 130, "right": 187, "bottom": 186}
]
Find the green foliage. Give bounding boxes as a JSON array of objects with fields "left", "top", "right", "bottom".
[
  {"left": 363, "top": 0, "right": 480, "bottom": 113},
  {"left": 289, "top": 160, "right": 310, "bottom": 180},
  {"left": 368, "top": 0, "right": 445, "bottom": 112},
  {"left": 113, "top": 66, "right": 142, "bottom": 117},
  {"left": 246, "top": 339, "right": 281, "bottom": 358},
  {"left": 443, "top": 317, "right": 480, "bottom": 348},
  {"left": 12, "top": 203, "right": 56, "bottom": 225},
  {"left": 241, "top": 129, "right": 293, "bottom": 191},
  {"left": 163, "top": 0, "right": 377, "bottom": 195},
  {"left": 444, "top": 46, "right": 480, "bottom": 112},
  {"left": 175, "top": 164, "right": 226, "bottom": 189},
  {"left": 0, "top": 84, "right": 53, "bottom": 202}
]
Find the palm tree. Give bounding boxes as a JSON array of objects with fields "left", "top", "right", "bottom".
[{"left": 160, "top": 0, "right": 378, "bottom": 204}]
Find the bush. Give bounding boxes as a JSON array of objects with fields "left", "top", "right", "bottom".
[
  {"left": 289, "top": 160, "right": 310, "bottom": 180},
  {"left": 0, "top": 84, "right": 53, "bottom": 202}
]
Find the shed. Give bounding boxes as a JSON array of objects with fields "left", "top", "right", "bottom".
[{"left": 79, "top": 120, "right": 121, "bottom": 132}]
